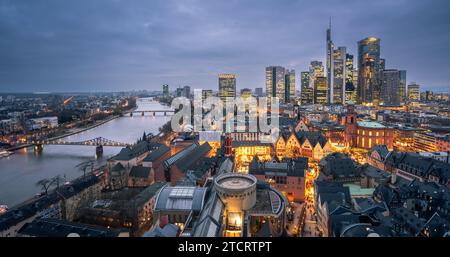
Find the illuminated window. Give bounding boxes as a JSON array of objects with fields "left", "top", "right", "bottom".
[
  {"left": 376, "top": 132, "right": 379, "bottom": 137},
  {"left": 369, "top": 131, "right": 372, "bottom": 136}
]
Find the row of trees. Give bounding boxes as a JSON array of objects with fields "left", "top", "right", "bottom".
[{"left": 35, "top": 159, "right": 95, "bottom": 195}]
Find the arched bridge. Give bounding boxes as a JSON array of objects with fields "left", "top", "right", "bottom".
[
  {"left": 32, "top": 137, "right": 130, "bottom": 154},
  {"left": 36, "top": 137, "right": 130, "bottom": 147}
]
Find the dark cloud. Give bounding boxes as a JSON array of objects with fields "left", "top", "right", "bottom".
[{"left": 0, "top": 0, "right": 449, "bottom": 92}]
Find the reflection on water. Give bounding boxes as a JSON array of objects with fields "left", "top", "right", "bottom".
[{"left": 0, "top": 98, "right": 171, "bottom": 206}]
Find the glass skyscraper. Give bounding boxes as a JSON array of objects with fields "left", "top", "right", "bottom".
[
  {"left": 357, "top": 37, "right": 382, "bottom": 105},
  {"left": 218, "top": 74, "right": 236, "bottom": 103},
  {"left": 265, "top": 66, "right": 286, "bottom": 103},
  {"left": 333, "top": 46, "right": 346, "bottom": 104}
]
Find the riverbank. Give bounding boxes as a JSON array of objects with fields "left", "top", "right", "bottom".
[
  {"left": 0, "top": 98, "right": 169, "bottom": 208},
  {"left": 7, "top": 114, "right": 121, "bottom": 152}
]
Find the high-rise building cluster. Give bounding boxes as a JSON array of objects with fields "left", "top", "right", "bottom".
[
  {"left": 298, "top": 20, "right": 420, "bottom": 107},
  {"left": 265, "top": 66, "right": 296, "bottom": 104}
]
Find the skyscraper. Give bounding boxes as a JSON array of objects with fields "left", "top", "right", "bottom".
[
  {"left": 309, "top": 61, "right": 324, "bottom": 89},
  {"left": 254, "top": 88, "right": 264, "bottom": 97},
  {"left": 183, "top": 85, "right": 191, "bottom": 99},
  {"left": 345, "top": 54, "right": 355, "bottom": 104},
  {"left": 300, "top": 71, "right": 309, "bottom": 91},
  {"left": 285, "top": 69, "right": 295, "bottom": 103},
  {"left": 266, "top": 66, "right": 286, "bottom": 103},
  {"left": 162, "top": 84, "right": 169, "bottom": 98},
  {"left": 202, "top": 89, "right": 213, "bottom": 101},
  {"left": 399, "top": 70, "right": 407, "bottom": 104},
  {"left": 240, "top": 88, "right": 252, "bottom": 99},
  {"left": 381, "top": 69, "right": 402, "bottom": 106},
  {"left": 326, "top": 18, "right": 334, "bottom": 104},
  {"left": 219, "top": 74, "right": 236, "bottom": 103},
  {"left": 357, "top": 37, "right": 382, "bottom": 105},
  {"left": 407, "top": 82, "right": 420, "bottom": 102},
  {"left": 314, "top": 77, "right": 328, "bottom": 104},
  {"left": 301, "top": 87, "right": 314, "bottom": 105},
  {"left": 333, "top": 46, "right": 346, "bottom": 104}
]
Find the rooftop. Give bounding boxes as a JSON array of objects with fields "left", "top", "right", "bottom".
[{"left": 357, "top": 121, "right": 386, "bottom": 129}]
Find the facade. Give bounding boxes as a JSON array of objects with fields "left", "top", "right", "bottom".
[
  {"left": 162, "top": 84, "right": 169, "bottom": 98},
  {"left": 344, "top": 105, "right": 394, "bottom": 149},
  {"left": 345, "top": 54, "right": 355, "bottom": 104},
  {"left": 309, "top": 61, "right": 324, "bottom": 90},
  {"left": 357, "top": 37, "right": 382, "bottom": 105},
  {"left": 413, "top": 132, "right": 450, "bottom": 152},
  {"left": 333, "top": 47, "right": 346, "bottom": 104},
  {"left": 285, "top": 69, "right": 296, "bottom": 102},
  {"left": 381, "top": 69, "right": 403, "bottom": 106},
  {"left": 301, "top": 87, "right": 314, "bottom": 105},
  {"left": 218, "top": 74, "right": 236, "bottom": 103},
  {"left": 240, "top": 88, "right": 252, "bottom": 99},
  {"left": 301, "top": 71, "right": 309, "bottom": 91},
  {"left": 314, "top": 76, "right": 328, "bottom": 104},
  {"left": 254, "top": 87, "right": 264, "bottom": 97},
  {"left": 26, "top": 116, "right": 58, "bottom": 131},
  {"left": 266, "top": 66, "right": 286, "bottom": 103},
  {"left": 326, "top": 21, "right": 334, "bottom": 104},
  {"left": 275, "top": 131, "right": 332, "bottom": 161},
  {"left": 407, "top": 83, "right": 420, "bottom": 102},
  {"left": 249, "top": 158, "right": 307, "bottom": 202},
  {"left": 201, "top": 89, "right": 214, "bottom": 101}
]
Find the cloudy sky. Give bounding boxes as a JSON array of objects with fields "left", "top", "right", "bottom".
[{"left": 0, "top": 0, "right": 449, "bottom": 93}]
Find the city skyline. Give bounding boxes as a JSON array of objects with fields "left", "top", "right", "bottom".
[{"left": 1, "top": 0, "right": 450, "bottom": 93}]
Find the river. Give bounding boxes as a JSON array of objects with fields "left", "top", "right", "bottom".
[{"left": 0, "top": 98, "right": 172, "bottom": 207}]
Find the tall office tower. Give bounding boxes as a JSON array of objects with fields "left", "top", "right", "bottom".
[
  {"left": 314, "top": 76, "right": 328, "bottom": 104},
  {"left": 309, "top": 61, "right": 324, "bottom": 89},
  {"left": 333, "top": 46, "right": 346, "bottom": 104},
  {"left": 300, "top": 71, "right": 310, "bottom": 91},
  {"left": 254, "top": 87, "right": 263, "bottom": 97},
  {"left": 399, "top": 70, "right": 407, "bottom": 104},
  {"left": 422, "top": 90, "right": 433, "bottom": 102},
  {"left": 357, "top": 37, "right": 382, "bottom": 105},
  {"left": 219, "top": 74, "right": 236, "bottom": 103},
  {"left": 326, "top": 19, "right": 334, "bottom": 104},
  {"left": 162, "top": 84, "right": 169, "bottom": 98},
  {"left": 407, "top": 82, "right": 420, "bottom": 102},
  {"left": 381, "top": 69, "right": 401, "bottom": 105},
  {"left": 202, "top": 89, "right": 213, "bottom": 101},
  {"left": 265, "top": 66, "right": 286, "bottom": 103},
  {"left": 284, "top": 69, "right": 296, "bottom": 103},
  {"left": 345, "top": 54, "right": 355, "bottom": 104},
  {"left": 351, "top": 70, "right": 358, "bottom": 102},
  {"left": 176, "top": 87, "right": 183, "bottom": 97},
  {"left": 183, "top": 85, "right": 191, "bottom": 98},
  {"left": 300, "top": 87, "right": 314, "bottom": 105},
  {"left": 240, "top": 88, "right": 252, "bottom": 99}
]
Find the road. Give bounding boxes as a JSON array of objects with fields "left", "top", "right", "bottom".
[
  {"left": 301, "top": 202, "right": 320, "bottom": 237},
  {"left": 286, "top": 202, "right": 304, "bottom": 237}
]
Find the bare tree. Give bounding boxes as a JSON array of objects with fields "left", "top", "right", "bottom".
[
  {"left": 51, "top": 175, "right": 64, "bottom": 190},
  {"left": 36, "top": 178, "right": 52, "bottom": 195},
  {"left": 76, "top": 159, "right": 95, "bottom": 181}
]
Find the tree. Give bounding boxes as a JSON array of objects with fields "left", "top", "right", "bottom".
[
  {"left": 76, "top": 159, "right": 95, "bottom": 181},
  {"left": 36, "top": 179, "right": 52, "bottom": 195},
  {"left": 51, "top": 175, "right": 64, "bottom": 190},
  {"left": 142, "top": 131, "right": 147, "bottom": 141}
]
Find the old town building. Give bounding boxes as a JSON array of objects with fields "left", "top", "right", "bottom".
[{"left": 344, "top": 105, "right": 394, "bottom": 150}]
